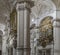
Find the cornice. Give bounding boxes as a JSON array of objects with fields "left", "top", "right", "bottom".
[{"left": 53, "top": 19, "right": 60, "bottom": 23}]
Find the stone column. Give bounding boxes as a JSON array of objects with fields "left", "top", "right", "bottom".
[
  {"left": 16, "top": 1, "right": 34, "bottom": 55},
  {"left": 13, "top": 48, "right": 16, "bottom": 55},
  {"left": 52, "top": 0, "right": 60, "bottom": 55},
  {"left": 53, "top": 10, "right": 60, "bottom": 55}
]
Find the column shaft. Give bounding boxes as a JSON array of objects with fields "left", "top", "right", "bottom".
[
  {"left": 17, "top": 3, "right": 24, "bottom": 55},
  {"left": 16, "top": 1, "right": 34, "bottom": 55},
  {"left": 24, "top": 6, "right": 30, "bottom": 55},
  {"left": 53, "top": 18, "right": 60, "bottom": 55},
  {"left": 13, "top": 48, "right": 16, "bottom": 55}
]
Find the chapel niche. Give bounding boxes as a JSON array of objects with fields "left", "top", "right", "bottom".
[
  {"left": 39, "top": 16, "right": 53, "bottom": 47},
  {"left": 10, "top": 8, "right": 17, "bottom": 35},
  {"left": 10, "top": 8, "right": 17, "bottom": 48}
]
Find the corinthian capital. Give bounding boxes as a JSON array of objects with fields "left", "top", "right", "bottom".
[{"left": 16, "top": 0, "right": 34, "bottom": 11}]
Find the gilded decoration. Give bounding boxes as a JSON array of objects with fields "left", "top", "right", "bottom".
[
  {"left": 10, "top": 8, "right": 17, "bottom": 35},
  {"left": 39, "top": 16, "right": 53, "bottom": 47},
  {"left": 10, "top": 8, "right": 17, "bottom": 48}
]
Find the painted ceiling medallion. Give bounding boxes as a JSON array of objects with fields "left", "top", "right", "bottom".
[{"left": 39, "top": 16, "right": 53, "bottom": 47}]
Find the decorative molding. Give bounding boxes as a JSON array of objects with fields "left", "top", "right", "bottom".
[
  {"left": 54, "top": 49, "right": 60, "bottom": 53},
  {"left": 53, "top": 19, "right": 60, "bottom": 22},
  {"left": 16, "top": 1, "right": 34, "bottom": 7},
  {"left": 17, "top": 47, "right": 31, "bottom": 51},
  {"left": 16, "top": 47, "right": 24, "bottom": 51},
  {"left": 53, "top": 19, "right": 60, "bottom": 27},
  {"left": 53, "top": 25, "right": 60, "bottom": 28},
  {"left": 16, "top": 3, "right": 31, "bottom": 12},
  {"left": 16, "top": 1, "right": 34, "bottom": 11}
]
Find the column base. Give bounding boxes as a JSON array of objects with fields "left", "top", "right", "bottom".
[
  {"left": 54, "top": 49, "right": 60, "bottom": 55},
  {"left": 16, "top": 47, "right": 24, "bottom": 55},
  {"left": 54, "top": 53, "right": 60, "bottom": 55},
  {"left": 17, "top": 47, "right": 31, "bottom": 51},
  {"left": 23, "top": 48, "right": 31, "bottom": 55},
  {"left": 17, "top": 47, "right": 31, "bottom": 55}
]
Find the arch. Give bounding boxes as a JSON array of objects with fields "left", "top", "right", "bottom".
[
  {"left": 40, "top": 16, "right": 53, "bottom": 26},
  {"left": 31, "top": 0, "right": 56, "bottom": 19},
  {"left": 39, "top": 16, "right": 53, "bottom": 32},
  {"left": 39, "top": 16, "right": 53, "bottom": 47}
]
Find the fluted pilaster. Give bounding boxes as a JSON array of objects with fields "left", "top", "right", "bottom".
[
  {"left": 16, "top": 1, "right": 34, "bottom": 55},
  {"left": 53, "top": 18, "right": 60, "bottom": 55}
]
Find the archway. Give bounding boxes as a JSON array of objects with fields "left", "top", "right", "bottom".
[
  {"left": 39, "top": 16, "right": 53, "bottom": 47},
  {"left": 38, "top": 16, "right": 53, "bottom": 55}
]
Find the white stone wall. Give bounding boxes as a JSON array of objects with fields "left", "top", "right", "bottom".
[
  {"left": 30, "top": 0, "right": 56, "bottom": 55},
  {"left": 2, "top": 35, "right": 8, "bottom": 55}
]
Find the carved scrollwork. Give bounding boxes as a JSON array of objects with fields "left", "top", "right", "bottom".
[{"left": 13, "top": 36, "right": 17, "bottom": 48}]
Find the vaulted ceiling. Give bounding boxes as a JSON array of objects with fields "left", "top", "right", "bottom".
[
  {"left": 52, "top": 0, "right": 60, "bottom": 6},
  {"left": 0, "top": 0, "right": 57, "bottom": 25},
  {"left": 31, "top": 0, "right": 56, "bottom": 17},
  {"left": 0, "top": 0, "right": 17, "bottom": 25}
]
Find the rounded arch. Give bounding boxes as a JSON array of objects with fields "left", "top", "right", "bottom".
[
  {"left": 31, "top": 0, "right": 56, "bottom": 19},
  {"left": 40, "top": 16, "right": 53, "bottom": 25},
  {"left": 39, "top": 16, "right": 53, "bottom": 47}
]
